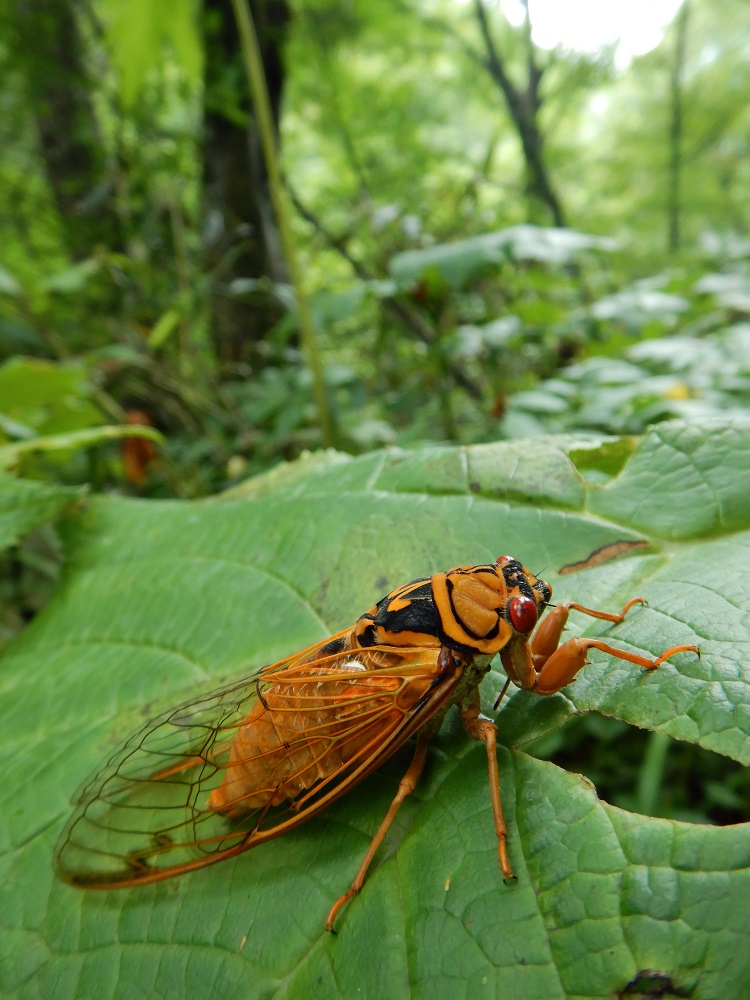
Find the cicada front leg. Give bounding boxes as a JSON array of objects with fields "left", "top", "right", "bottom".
[{"left": 529, "top": 597, "right": 700, "bottom": 696}]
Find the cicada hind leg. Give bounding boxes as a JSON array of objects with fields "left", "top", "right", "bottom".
[
  {"left": 325, "top": 737, "right": 433, "bottom": 932},
  {"left": 459, "top": 688, "right": 515, "bottom": 882},
  {"left": 325, "top": 643, "right": 463, "bottom": 931}
]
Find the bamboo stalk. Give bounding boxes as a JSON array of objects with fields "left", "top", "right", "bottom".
[{"left": 231, "top": 0, "right": 334, "bottom": 446}]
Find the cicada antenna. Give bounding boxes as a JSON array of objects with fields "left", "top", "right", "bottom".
[{"left": 493, "top": 677, "right": 512, "bottom": 712}]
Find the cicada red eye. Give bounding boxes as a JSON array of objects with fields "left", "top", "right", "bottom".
[
  {"left": 508, "top": 595, "right": 537, "bottom": 633},
  {"left": 495, "top": 555, "right": 514, "bottom": 566}
]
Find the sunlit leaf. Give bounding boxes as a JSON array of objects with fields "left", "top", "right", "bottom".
[{"left": 2, "top": 421, "right": 749, "bottom": 997}]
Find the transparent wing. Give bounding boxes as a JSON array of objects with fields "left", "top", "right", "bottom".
[{"left": 55, "top": 633, "right": 457, "bottom": 888}]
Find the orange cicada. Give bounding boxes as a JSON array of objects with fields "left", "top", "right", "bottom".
[{"left": 55, "top": 556, "right": 699, "bottom": 929}]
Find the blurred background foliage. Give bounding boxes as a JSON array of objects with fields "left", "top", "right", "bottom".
[{"left": 2, "top": 0, "right": 750, "bottom": 824}]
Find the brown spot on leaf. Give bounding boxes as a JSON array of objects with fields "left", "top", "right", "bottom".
[{"left": 559, "top": 539, "right": 650, "bottom": 575}]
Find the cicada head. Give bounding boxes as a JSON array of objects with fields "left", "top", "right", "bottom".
[
  {"left": 430, "top": 556, "right": 552, "bottom": 656},
  {"left": 495, "top": 555, "right": 552, "bottom": 633}
]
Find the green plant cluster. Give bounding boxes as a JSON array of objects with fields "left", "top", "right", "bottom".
[{"left": 1, "top": 0, "right": 750, "bottom": 497}]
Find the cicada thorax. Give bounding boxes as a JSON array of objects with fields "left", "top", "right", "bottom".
[{"left": 354, "top": 559, "right": 552, "bottom": 657}]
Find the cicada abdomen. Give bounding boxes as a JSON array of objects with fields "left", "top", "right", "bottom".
[{"left": 207, "top": 652, "right": 430, "bottom": 815}]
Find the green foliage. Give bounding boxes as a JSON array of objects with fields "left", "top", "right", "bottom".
[
  {"left": 2, "top": 419, "right": 749, "bottom": 997},
  {"left": 0, "top": 473, "right": 80, "bottom": 554},
  {"left": 570, "top": 0, "right": 750, "bottom": 250},
  {"left": 284, "top": 0, "right": 612, "bottom": 239},
  {"left": 0, "top": 354, "right": 164, "bottom": 646},
  {"left": 389, "top": 226, "right": 618, "bottom": 290},
  {"left": 2, "top": 0, "right": 749, "bottom": 495},
  {"left": 101, "top": 0, "right": 203, "bottom": 107},
  {"left": 0, "top": 425, "right": 165, "bottom": 475},
  {"left": 0, "top": 356, "right": 164, "bottom": 493},
  {"left": 1, "top": 22, "right": 749, "bottom": 996},
  {"left": 0, "top": 472, "right": 80, "bottom": 650},
  {"left": 0, "top": 358, "right": 103, "bottom": 442},
  {"left": 506, "top": 270, "right": 750, "bottom": 437}
]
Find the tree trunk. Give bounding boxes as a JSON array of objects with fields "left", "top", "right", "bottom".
[
  {"left": 11, "top": 0, "right": 124, "bottom": 260},
  {"left": 202, "top": 0, "right": 291, "bottom": 368}
]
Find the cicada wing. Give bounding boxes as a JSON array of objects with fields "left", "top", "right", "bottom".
[
  {"left": 56, "top": 635, "right": 457, "bottom": 889},
  {"left": 56, "top": 670, "right": 269, "bottom": 887}
]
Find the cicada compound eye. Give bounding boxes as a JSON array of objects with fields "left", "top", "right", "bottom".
[
  {"left": 508, "top": 595, "right": 538, "bottom": 634},
  {"left": 495, "top": 555, "right": 514, "bottom": 566}
]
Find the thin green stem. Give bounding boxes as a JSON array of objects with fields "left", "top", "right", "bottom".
[
  {"left": 635, "top": 730, "right": 670, "bottom": 817},
  {"left": 230, "top": 0, "right": 334, "bottom": 446}
]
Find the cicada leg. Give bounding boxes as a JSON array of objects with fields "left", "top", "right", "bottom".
[
  {"left": 530, "top": 598, "right": 700, "bottom": 696},
  {"left": 460, "top": 689, "right": 515, "bottom": 882},
  {"left": 325, "top": 737, "right": 432, "bottom": 932},
  {"left": 325, "top": 643, "right": 465, "bottom": 931}
]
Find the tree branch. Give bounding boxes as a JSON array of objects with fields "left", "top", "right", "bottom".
[{"left": 472, "top": 0, "right": 566, "bottom": 226}]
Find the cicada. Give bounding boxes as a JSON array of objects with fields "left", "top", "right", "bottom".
[{"left": 55, "top": 556, "right": 698, "bottom": 929}]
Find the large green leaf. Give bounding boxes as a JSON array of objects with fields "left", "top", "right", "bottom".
[{"left": 2, "top": 420, "right": 750, "bottom": 998}]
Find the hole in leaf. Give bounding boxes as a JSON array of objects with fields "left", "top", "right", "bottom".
[
  {"left": 524, "top": 713, "right": 750, "bottom": 825},
  {"left": 617, "top": 969, "right": 691, "bottom": 998}
]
